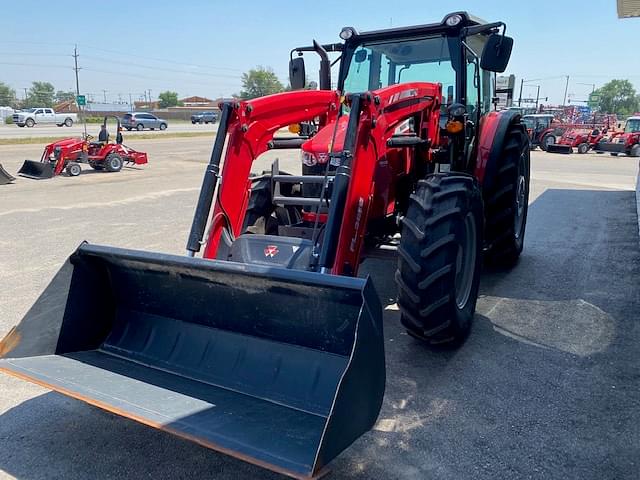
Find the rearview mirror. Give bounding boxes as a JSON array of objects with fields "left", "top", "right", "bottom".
[
  {"left": 289, "top": 57, "right": 306, "bottom": 90},
  {"left": 480, "top": 34, "right": 513, "bottom": 73}
]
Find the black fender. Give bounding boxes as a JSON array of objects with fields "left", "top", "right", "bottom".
[{"left": 477, "top": 109, "right": 526, "bottom": 194}]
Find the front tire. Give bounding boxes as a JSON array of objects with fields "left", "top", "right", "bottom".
[
  {"left": 25, "top": 118, "right": 35, "bottom": 127},
  {"left": 105, "top": 153, "right": 123, "bottom": 172},
  {"left": 136, "top": 124, "right": 144, "bottom": 131},
  {"left": 396, "top": 174, "right": 484, "bottom": 345},
  {"left": 630, "top": 144, "right": 640, "bottom": 157},
  {"left": 159, "top": 123, "right": 167, "bottom": 130},
  {"left": 577, "top": 143, "right": 589, "bottom": 154},
  {"left": 65, "top": 162, "right": 81, "bottom": 177},
  {"left": 484, "top": 124, "right": 530, "bottom": 266},
  {"left": 541, "top": 134, "right": 555, "bottom": 151}
]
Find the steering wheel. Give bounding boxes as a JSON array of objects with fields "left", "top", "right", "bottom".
[{"left": 84, "top": 133, "right": 94, "bottom": 141}]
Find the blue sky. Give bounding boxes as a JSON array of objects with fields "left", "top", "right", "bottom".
[{"left": 1, "top": 0, "right": 638, "bottom": 105}]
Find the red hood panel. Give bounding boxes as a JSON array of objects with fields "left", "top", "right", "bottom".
[{"left": 301, "top": 116, "right": 349, "bottom": 159}]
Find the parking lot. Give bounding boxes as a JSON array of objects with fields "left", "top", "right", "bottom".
[
  {"left": 0, "top": 136, "right": 638, "bottom": 480},
  {"left": 0, "top": 121, "right": 217, "bottom": 139}
]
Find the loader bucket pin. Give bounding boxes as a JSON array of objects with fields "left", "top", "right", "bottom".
[{"left": 0, "top": 243, "right": 385, "bottom": 479}]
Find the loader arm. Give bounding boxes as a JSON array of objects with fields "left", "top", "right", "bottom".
[
  {"left": 330, "top": 82, "right": 442, "bottom": 275},
  {"left": 202, "top": 90, "right": 340, "bottom": 258}
]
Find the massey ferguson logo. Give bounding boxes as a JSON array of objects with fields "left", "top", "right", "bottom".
[{"left": 264, "top": 245, "right": 279, "bottom": 258}]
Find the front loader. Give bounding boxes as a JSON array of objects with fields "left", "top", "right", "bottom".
[{"left": 0, "top": 12, "right": 529, "bottom": 479}]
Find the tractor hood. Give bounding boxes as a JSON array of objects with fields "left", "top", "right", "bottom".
[{"left": 301, "top": 116, "right": 349, "bottom": 164}]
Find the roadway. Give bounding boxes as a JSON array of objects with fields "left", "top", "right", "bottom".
[
  {"left": 0, "top": 121, "right": 217, "bottom": 139},
  {"left": 0, "top": 139, "right": 638, "bottom": 479}
]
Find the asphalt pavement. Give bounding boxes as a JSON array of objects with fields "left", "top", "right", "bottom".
[
  {"left": 0, "top": 121, "right": 217, "bottom": 139},
  {"left": 0, "top": 140, "right": 638, "bottom": 480}
]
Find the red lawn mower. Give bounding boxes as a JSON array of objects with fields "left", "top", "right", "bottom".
[{"left": 18, "top": 116, "right": 148, "bottom": 179}]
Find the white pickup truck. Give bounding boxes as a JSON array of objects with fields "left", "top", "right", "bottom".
[{"left": 12, "top": 108, "right": 77, "bottom": 128}]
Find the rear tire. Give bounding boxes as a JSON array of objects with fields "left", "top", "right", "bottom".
[
  {"left": 577, "top": 143, "right": 589, "bottom": 154},
  {"left": 541, "top": 134, "right": 555, "bottom": 151},
  {"left": 136, "top": 124, "right": 144, "bottom": 131},
  {"left": 484, "top": 124, "right": 530, "bottom": 267},
  {"left": 396, "top": 173, "right": 484, "bottom": 345},
  {"left": 65, "top": 162, "right": 81, "bottom": 177},
  {"left": 64, "top": 118, "right": 73, "bottom": 127},
  {"left": 105, "top": 153, "right": 123, "bottom": 172}
]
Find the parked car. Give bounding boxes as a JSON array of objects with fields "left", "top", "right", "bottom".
[
  {"left": 191, "top": 111, "right": 218, "bottom": 124},
  {"left": 12, "top": 108, "right": 77, "bottom": 128},
  {"left": 121, "top": 113, "right": 168, "bottom": 131}
]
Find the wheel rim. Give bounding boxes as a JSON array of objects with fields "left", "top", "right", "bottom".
[
  {"left": 455, "top": 212, "right": 477, "bottom": 309},
  {"left": 514, "top": 149, "right": 527, "bottom": 239},
  {"left": 110, "top": 157, "right": 121, "bottom": 169},
  {"left": 544, "top": 136, "right": 554, "bottom": 148}
]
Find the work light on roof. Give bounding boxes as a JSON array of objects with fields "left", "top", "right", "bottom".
[
  {"left": 339, "top": 27, "right": 356, "bottom": 40},
  {"left": 445, "top": 14, "right": 463, "bottom": 26}
]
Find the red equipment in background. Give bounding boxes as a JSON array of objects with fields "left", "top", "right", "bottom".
[
  {"left": 546, "top": 127, "right": 607, "bottom": 154},
  {"left": 17, "top": 116, "right": 148, "bottom": 179},
  {"left": 595, "top": 116, "right": 640, "bottom": 157}
]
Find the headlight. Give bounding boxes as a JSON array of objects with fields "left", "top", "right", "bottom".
[
  {"left": 301, "top": 151, "right": 317, "bottom": 166},
  {"left": 445, "top": 14, "right": 463, "bottom": 26},
  {"left": 339, "top": 27, "right": 356, "bottom": 40}
]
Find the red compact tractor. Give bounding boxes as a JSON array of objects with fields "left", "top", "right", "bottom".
[
  {"left": 1, "top": 13, "right": 529, "bottom": 479},
  {"left": 546, "top": 127, "right": 607, "bottom": 154},
  {"left": 594, "top": 116, "right": 640, "bottom": 157},
  {"left": 17, "top": 116, "right": 148, "bottom": 179}
]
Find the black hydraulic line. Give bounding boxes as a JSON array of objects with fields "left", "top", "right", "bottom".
[
  {"left": 186, "top": 102, "right": 233, "bottom": 255},
  {"left": 317, "top": 94, "right": 362, "bottom": 271}
]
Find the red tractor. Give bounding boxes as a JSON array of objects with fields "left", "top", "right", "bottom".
[
  {"left": 1, "top": 13, "right": 528, "bottom": 479},
  {"left": 546, "top": 126, "right": 607, "bottom": 154},
  {"left": 522, "top": 113, "right": 562, "bottom": 150},
  {"left": 595, "top": 116, "right": 640, "bottom": 157},
  {"left": 17, "top": 116, "right": 148, "bottom": 179}
]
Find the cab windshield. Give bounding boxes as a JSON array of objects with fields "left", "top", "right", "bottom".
[
  {"left": 343, "top": 36, "right": 456, "bottom": 100},
  {"left": 624, "top": 119, "right": 640, "bottom": 133}
]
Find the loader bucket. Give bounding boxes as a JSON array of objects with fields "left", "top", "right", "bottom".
[
  {"left": 0, "top": 243, "right": 385, "bottom": 479},
  {"left": 546, "top": 144, "right": 573, "bottom": 154},
  {"left": 17, "top": 159, "right": 55, "bottom": 179},
  {"left": 0, "top": 163, "right": 15, "bottom": 184}
]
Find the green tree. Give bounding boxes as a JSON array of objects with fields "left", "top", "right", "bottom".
[
  {"left": 158, "top": 91, "right": 180, "bottom": 108},
  {"left": 25, "top": 81, "right": 55, "bottom": 108},
  {"left": 237, "top": 67, "right": 285, "bottom": 99},
  {"left": 55, "top": 90, "right": 76, "bottom": 103},
  {"left": 0, "top": 82, "right": 17, "bottom": 107},
  {"left": 593, "top": 79, "right": 639, "bottom": 116}
]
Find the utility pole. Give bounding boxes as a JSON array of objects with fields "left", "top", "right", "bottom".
[
  {"left": 562, "top": 75, "right": 570, "bottom": 106},
  {"left": 518, "top": 78, "right": 524, "bottom": 107},
  {"left": 23, "top": 87, "right": 28, "bottom": 102},
  {"left": 535, "top": 85, "right": 541, "bottom": 109},
  {"left": 102, "top": 90, "right": 107, "bottom": 103},
  {"left": 129, "top": 93, "right": 133, "bottom": 111},
  {"left": 73, "top": 45, "right": 81, "bottom": 98},
  {"left": 72, "top": 45, "right": 86, "bottom": 136}
]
